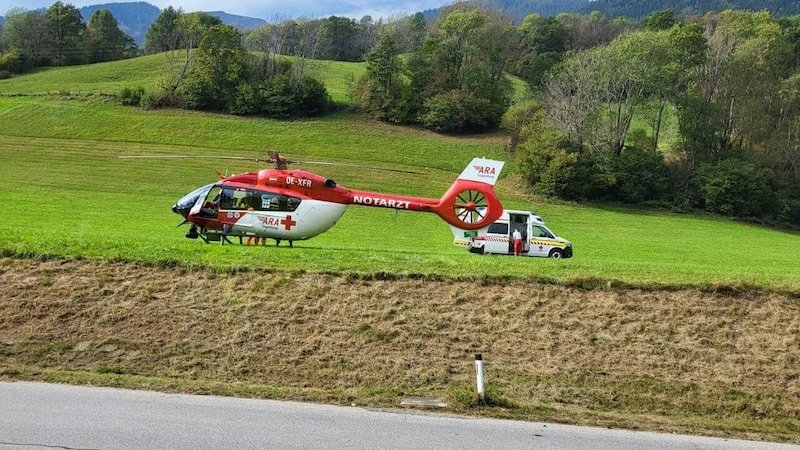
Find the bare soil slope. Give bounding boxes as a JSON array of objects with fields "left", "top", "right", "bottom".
[{"left": 1, "top": 257, "right": 798, "bottom": 442}]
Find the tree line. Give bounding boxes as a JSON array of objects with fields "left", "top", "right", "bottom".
[
  {"left": 2, "top": 2, "right": 799, "bottom": 226},
  {"left": 577, "top": 0, "right": 800, "bottom": 20},
  {"left": 507, "top": 9, "right": 800, "bottom": 226},
  {"left": 0, "top": 1, "right": 136, "bottom": 73}
]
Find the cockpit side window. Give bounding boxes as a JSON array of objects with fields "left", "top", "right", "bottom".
[
  {"left": 199, "top": 186, "right": 223, "bottom": 217},
  {"left": 219, "top": 188, "right": 301, "bottom": 212},
  {"left": 219, "top": 188, "right": 250, "bottom": 210}
]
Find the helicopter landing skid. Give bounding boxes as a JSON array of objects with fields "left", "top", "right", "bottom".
[
  {"left": 200, "top": 231, "right": 241, "bottom": 245},
  {"left": 199, "top": 231, "right": 293, "bottom": 247}
]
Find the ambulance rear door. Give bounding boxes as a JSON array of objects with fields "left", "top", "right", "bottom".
[{"left": 509, "top": 212, "right": 530, "bottom": 254}]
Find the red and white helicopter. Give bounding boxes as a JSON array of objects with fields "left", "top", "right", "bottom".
[{"left": 136, "top": 151, "right": 505, "bottom": 246}]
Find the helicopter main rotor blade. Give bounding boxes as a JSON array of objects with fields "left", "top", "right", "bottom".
[
  {"left": 119, "top": 155, "right": 272, "bottom": 162},
  {"left": 120, "top": 155, "right": 419, "bottom": 174},
  {"left": 296, "top": 160, "right": 419, "bottom": 174}
]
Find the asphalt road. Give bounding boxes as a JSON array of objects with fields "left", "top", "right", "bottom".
[{"left": 0, "top": 381, "right": 796, "bottom": 450}]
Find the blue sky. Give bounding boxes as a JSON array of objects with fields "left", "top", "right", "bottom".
[{"left": 1, "top": 0, "right": 452, "bottom": 19}]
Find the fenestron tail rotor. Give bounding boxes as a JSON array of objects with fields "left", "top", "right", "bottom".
[{"left": 453, "top": 189, "right": 490, "bottom": 225}]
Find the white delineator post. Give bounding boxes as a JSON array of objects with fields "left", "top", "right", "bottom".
[{"left": 475, "top": 353, "right": 485, "bottom": 400}]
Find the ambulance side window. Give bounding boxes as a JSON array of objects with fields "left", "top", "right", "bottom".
[{"left": 487, "top": 223, "right": 508, "bottom": 235}]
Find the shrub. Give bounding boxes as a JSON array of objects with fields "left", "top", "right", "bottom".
[
  {"left": 230, "top": 82, "right": 260, "bottom": 115},
  {"left": 258, "top": 73, "right": 296, "bottom": 118},
  {"left": 514, "top": 119, "right": 579, "bottom": 198},
  {"left": 180, "top": 72, "right": 220, "bottom": 111},
  {"left": 612, "top": 131, "right": 671, "bottom": 203},
  {"left": 699, "top": 159, "right": 777, "bottom": 219},
  {"left": 567, "top": 153, "right": 616, "bottom": 201},
  {"left": 141, "top": 90, "right": 187, "bottom": 110},
  {"left": 0, "top": 49, "right": 30, "bottom": 75},
  {"left": 419, "top": 92, "right": 458, "bottom": 132},
  {"left": 294, "top": 76, "right": 330, "bottom": 117},
  {"left": 419, "top": 90, "right": 501, "bottom": 133},
  {"left": 117, "top": 85, "right": 145, "bottom": 107},
  {"left": 501, "top": 98, "right": 541, "bottom": 151}
]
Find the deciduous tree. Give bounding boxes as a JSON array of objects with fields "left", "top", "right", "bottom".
[
  {"left": 1, "top": 8, "right": 52, "bottom": 65},
  {"left": 144, "top": 6, "right": 181, "bottom": 54},
  {"left": 45, "top": 1, "right": 84, "bottom": 65},
  {"left": 181, "top": 24, "right": 245, "bottom": 111},
  {"left": 85, "top": 9, "right": 136, "bottom": 62}
]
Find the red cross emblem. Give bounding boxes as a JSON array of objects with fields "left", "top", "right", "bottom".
[{"left": 281, "top": 215, "right": 297, "bottom": 230}]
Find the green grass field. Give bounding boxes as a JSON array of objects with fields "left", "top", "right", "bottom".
[
  {"left": 0, "top": 91, "right": 796, "bottom": 293},
  {"left": 2, "top": 54, "right": 800, "bottom": 443}
]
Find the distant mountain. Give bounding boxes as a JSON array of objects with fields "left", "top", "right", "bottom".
[
  {"left": 0, "top": 16, "right": 5, "bottom": 26},
  {"left": 484, "top": 0, "right": 590, "bottom": 22},
  {"left": 424, "top": 0, "right": 799, "bottom": 22},
  {"left": 576, "top": 0, "right": 800, "bottom": 19},
  {"left": 422, "top": 0, "right": 590, "bottom": 22},
  {"left": 206, "top": 11, "right": 266, "bottom": 30},
  {"left": 75, "top": 2, "right": 266, "bottom": 47},
  {"left": 79, "top": 2, "right": 160, "bottom": 47}
]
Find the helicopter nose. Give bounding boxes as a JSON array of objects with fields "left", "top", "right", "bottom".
[
  {"left": 173, "top": 183, "right": 214, "bottom": 218},
  {"left": 172, "top": 196, "right": 197, "bottom": 218},
  {"left": 172, "top": 204, "right": 190, "bottom": 218}
]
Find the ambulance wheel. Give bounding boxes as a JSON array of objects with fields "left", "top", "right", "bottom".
[
  {"left": 549, "top": 248, "right": 564, "bottom": 259},
  {"left": 468, "top": 246, "right": 485, "bottom": 255}
]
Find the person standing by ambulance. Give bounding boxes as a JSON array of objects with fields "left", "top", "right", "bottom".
[{"left": 513, "top": 227, "right": 523, "bottom": 256}]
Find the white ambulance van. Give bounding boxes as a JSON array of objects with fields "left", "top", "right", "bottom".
[{"left": 452, "top": 210, "right": 573, "bottom": 258}]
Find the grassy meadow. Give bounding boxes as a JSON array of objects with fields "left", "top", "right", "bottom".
[
  {"left": 0, "top": 95, "right": 796, "bottom": 292},
  {"left": 1, "top": 54, "right": 800, "bottom": 443}
]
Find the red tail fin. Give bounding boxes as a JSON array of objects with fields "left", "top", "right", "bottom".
[{"left": 431, "top": 158, "right": 505, "bottom": 230}]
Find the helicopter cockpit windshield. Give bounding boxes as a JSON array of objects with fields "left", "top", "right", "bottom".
[{"left": 172, "top": 183, "right": 215, "bottom": 218}]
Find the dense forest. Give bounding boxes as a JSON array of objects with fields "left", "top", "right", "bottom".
[
  {"left": 4, "top": 0, "right": 800, "bottom": 42},
  {"left": 577, "top": 0, "right": 800, "bottom": 19},
  {"left": 423, "top": 0, "right": 800, "bottom": 22},
  {"left": 2, "top": 2, "right": 800, "bottom": 227}
]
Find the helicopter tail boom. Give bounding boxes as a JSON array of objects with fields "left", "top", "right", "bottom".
[{"left": 346, "top": 158, "right": 505, "bottom": 230}]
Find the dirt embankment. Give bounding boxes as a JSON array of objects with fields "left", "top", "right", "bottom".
[{"left": 2, "top": 257, "right": 799, "bottom": 439}]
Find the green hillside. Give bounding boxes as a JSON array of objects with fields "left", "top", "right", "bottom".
[
  {"left": 0, "top": 54, "right": 366, "bottom": 104},
  {"left": 0, "top": 54, "right": 797, "bottom": 293}
]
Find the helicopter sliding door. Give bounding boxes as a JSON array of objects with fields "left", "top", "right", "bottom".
[
  {"left": 217, "top": 187, "right": 300, "bottom": 212},
  {"left": 217, "top": 187, "right": 301, "bottom": 235}
]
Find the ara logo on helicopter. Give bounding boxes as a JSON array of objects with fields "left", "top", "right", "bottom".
[
  {"left": 122, "top": 151, "right": 505, "bottom": 247},
  {"left": 473, "top": 165, "right": 497, "bottom": 176},
  {"left": 258, "top": 215, "right": 296, "bottom": 231}
]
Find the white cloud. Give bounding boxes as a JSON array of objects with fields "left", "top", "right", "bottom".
[{"left": 1, "top": 0, "right": 451, "bottom": 20}]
